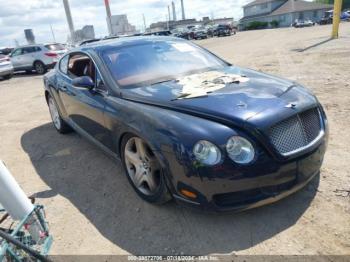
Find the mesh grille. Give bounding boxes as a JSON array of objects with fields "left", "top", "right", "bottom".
[{"left": 269, "top": 108, "right": 322, "bottom": 155}]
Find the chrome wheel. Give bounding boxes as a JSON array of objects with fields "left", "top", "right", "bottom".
[
  {"left": 35, "top": 62, "right": 45, "bottom": 74},
  {"left": 124, "top": 137, "right": 161, "bottom": 196},
  {"left": 48, "top": 97, "right": 61, "bottom": 130}
]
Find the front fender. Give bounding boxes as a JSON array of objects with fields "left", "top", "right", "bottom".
[{"left": 103, "top": 96, "right": 238, "bottom": 193}]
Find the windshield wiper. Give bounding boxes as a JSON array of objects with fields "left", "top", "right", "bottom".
[{"left": 150, "top": 78, "right": 176, "bottom": 86}]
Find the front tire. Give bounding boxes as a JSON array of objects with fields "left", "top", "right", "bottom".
[
  {"left": 47, "top": 95, "right": 72, "bottom": 134},
  {"left": 121, "top": 134, "right": 171, "bottom": 204},
  {"left": 34, "top": 61, "right": 47, "bottom": 75}
]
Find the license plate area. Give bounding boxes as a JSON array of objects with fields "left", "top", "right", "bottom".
[{"left": 297, "top": 143, "right": 325, "bottom": 181}]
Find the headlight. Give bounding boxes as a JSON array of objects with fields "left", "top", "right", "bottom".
[
  {"left": 193, "top": 140, "right": 221, "bottom": 165},
  {"left": 226, "top": 136, "right": 255, "bottom": 164}
]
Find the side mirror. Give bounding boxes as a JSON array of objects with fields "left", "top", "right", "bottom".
[{"left": 72, "top": 76, "right": 94, "bottom": 89}]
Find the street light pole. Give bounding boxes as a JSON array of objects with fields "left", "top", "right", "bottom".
[
  {"left": 331, "top": 0, "right": 343, "bottom": 38},
  {"left": 104, "top": 0, "right": 113, "bottom": 36},
  {"left": 143, "top": 14, "right": 147, "bottom": 32},
  {"left": 50, "top": 24, "right": 56, "bottom": 43},
  {"left": 62, "top": 0, "right": 75, "bottom": 43}
]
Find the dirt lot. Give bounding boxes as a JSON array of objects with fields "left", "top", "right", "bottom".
[{"left": 0, "top": 23, "right": 349, "bottom": 256}]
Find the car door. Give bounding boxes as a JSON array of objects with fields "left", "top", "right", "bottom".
[
  {"left": 58, "top": 52, "right": 111, "bottom": 148},
  {"left": 10, "top": 48, "right": 23, "bottom": 70},
  {"left": 20, "top": 47, "right": 36, "bottom": 68}
]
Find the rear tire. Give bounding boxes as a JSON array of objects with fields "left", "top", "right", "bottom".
[
  {"left": 34, "top": 61, "right": 47, "bottom": 75},
  {"left": 121, "top": 134, "right": 171, "bottom": 204},
  {"left": 47, "top": 94, "right": 72, "bottom": 134}
]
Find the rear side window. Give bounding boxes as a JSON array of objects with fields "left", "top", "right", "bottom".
[
  {"left": 22, "top": 46, "right": 41, "bottom": 54},
  {"left": 59, "top": 55, "right": 69, "bottom": 74},
  {"left": 22, "top": 47, "right": 34, "bottom": 54}
]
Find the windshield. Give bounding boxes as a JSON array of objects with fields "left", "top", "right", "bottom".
[{"left": 100, "top": 40, "right": 228, "bottom": 88}]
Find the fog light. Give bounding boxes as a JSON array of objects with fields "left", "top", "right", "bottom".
[{"left": 180, "top": 189, "right": 197, "bottom": 199}]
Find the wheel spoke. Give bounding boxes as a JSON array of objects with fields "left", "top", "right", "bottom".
[
  {"left": 133, "top": 167, "right": 145, "bottom": 187},
  {"left": 145, "top": 173, "right": 157, "bottom": 192},
  {"left": 49, "top": 99, "right": 61, "bottom": 129},
  {"left": 125, "top": 149, "right": 140, "bottom": 166},
  {"left": 124, "top": 136, "right": 162, "bottom": 196},
  {"left": 135, "top": 138, "right": 148, "bottom": 160}
]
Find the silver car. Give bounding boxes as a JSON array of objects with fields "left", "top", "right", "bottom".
[
  {"left": 0, "top": 54, "right": 14, "bottom": 80},
  {"left": 10, "top": 44, "right": 66, "bottom": 74}
]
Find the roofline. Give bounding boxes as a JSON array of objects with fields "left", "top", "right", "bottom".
[
  {"left": 243, "top": 0, "right": 273, "bottom": 8},
  {"left": 240, "top": 7, "right": 333, "bottom": 21},
  {"left": 79, "top": 36, "right": 186, "bottom": 50},
  {"left": 13, "top": 44, "right": 45, "bottom": 48}
]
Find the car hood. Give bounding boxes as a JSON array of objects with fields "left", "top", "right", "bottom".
[{"left": 121, "top": 67, "right": 318, "bottom": 127}]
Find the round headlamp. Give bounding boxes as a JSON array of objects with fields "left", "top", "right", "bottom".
[
  {"left": 193, "top": 140, "right": 221, "bottom": 165},
  {"left": 226, "top": 136, "right": 255, "bottom": 164}
]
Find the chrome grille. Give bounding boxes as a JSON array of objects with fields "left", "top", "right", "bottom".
[{"left": 269, "top": 108, "right": 322, "bottom": 155}]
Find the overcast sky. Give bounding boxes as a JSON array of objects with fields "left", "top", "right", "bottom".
[{"left": 0, "top": 0, "right": 251, "bottom": 47}]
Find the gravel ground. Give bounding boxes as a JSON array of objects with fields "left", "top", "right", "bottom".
[{"left": 0, "top": 23, "right": 349, "bottom": 256}]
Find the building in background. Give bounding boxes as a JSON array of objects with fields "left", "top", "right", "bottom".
[
  {"left": 148, "top": 17, "right": 235, "bottom": 32},
  {"left": 24, "top": 29, "right": 35, "bottom": 44},
  {"left": 74, "top": 25, "right": 95, "bottom": 42},
  {"left": 239, "top": 0, "right": 333, "bottom": 30},
  {"left": 110, "top": 14, "right": 137, "bottom": 35}
]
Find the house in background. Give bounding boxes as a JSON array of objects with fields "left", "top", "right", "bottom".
[{"left": 239, "top": 0, "right": 333, "bottom": 30}]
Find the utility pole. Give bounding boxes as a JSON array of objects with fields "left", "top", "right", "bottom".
[
  {"left": 50, "top": 24, "right": 56, "bottom": 43},
  {"left": 62, "top": 0, "right": 75, "bottom": 43},
  {"left": 104, "top": 0, "right": 113, "bottom": 36},
  {"left": 142, "top": 14, "right": 147, "bottom": 32},
  {"left": 331, "top": 0, "right": 343, "bottom": 38},
  {"left": 166, "top": 15, "right": 169, "bottom": 30},
  {"left": 172, "top": 1, "right": 176, "bottom": 21},
  {"left": 181, "top": 0, "right": 185, "bottom": 20},
  {"left": 168, "top": 5, "right": 171, "bottom": 21}
]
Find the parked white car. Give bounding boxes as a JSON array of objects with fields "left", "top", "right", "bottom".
[
  {"left": 0, "top": 54, "right": 14, "bottom": 80},
  {"left": 10, "top": 44, "right": 67, "bottom": 75}
]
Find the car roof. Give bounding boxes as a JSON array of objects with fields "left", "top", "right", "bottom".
[
  {"left": 78, "top": 36, "right": 184, "bottom": 52},
  {"left": 15, "top": 44, "right": 45, "bottom": 48}
]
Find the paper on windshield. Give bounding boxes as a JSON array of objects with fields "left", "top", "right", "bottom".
[
  {"left": 177, "top": 70, "right": 249, "bottom": 99},
  {"left": 172, "top": 43, "right": 196, "bottom": 52}
]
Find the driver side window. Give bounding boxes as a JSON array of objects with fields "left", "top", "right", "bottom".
[
  {"left": 67, "top": 54, "right": 95, "bottom": 82},
  {"left": 67, "top": 53, "right": 106, "bottom": 92}
]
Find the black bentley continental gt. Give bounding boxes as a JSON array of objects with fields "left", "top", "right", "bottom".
[{"left": 43, "top": 36, "right": 328, "bottom": 211}]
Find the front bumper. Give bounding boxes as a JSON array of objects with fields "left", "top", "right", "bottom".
[{"left": 170, "top": 138, "right": 326, "bottom": 212}]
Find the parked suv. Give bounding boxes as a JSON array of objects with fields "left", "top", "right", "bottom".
[
  {"left": 10, "top": 44, "right": 66, "bottom": 74},
  {"left": 215, "top": 24, "right": 232, "bottom": 37}
]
